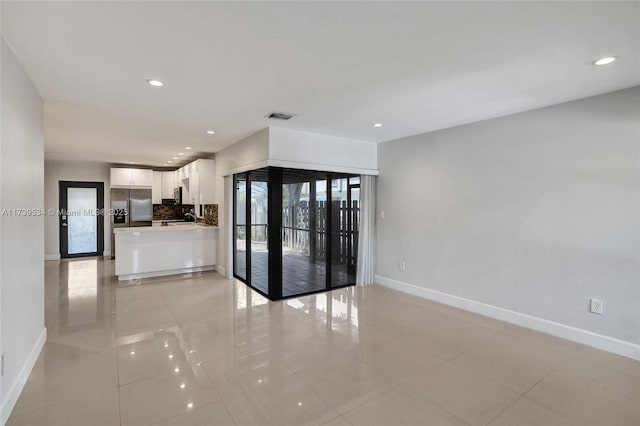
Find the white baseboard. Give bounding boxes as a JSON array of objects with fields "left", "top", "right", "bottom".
[
  {"left": 1, "top": 327, "right": 47, "bottom": 425},
  {"left": 118, "top": 265, "right": 216, "bottom": 281},
  {"left": 375, "top": 275, "right": 640, "bottom": 361},
  {"left": 215, "top": 265, "right": 226, "bottom": 276},
  {"left": 45, "top": 253, "right": 111, "bottom": 261}
]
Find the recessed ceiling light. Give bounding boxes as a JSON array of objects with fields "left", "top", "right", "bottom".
[
  {"left": 185, "top": 146, "right": 192, "bottom": 150},
  {"left": 206, "top": 130, "right": 216, "bottom": 135},
  {"left": 372, "top": 123, "right": 383, "bottom": 128},
  {"left": 168, "top": 160, "right": 173, "bottom": 163},
  {"left": 129, "top": 161, "right": 135, "bottom": 164},
  {"left": 173, "top": 157, "right": 178, "bottom": 160},
  {"left": 147, "top": 79, "right": 164, "bottom": 87},
  {"left": 592, "top": 56, "right": 617, "bottom": 66},
  {"left": 178, "top": 152, "right": 184, "bottom": 155},
  {"left": 163, "top": 164, "right": 168, "bottom": 166}
]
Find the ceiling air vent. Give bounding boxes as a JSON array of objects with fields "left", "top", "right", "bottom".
[{"left": 266, "top": 111, "right": 294, "bottom": 120}]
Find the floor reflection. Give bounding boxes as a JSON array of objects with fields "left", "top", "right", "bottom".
[
  {"left": 66, "top": 259, "right": 98, "bottom": 299},
  {"left": 57, "top": 258, "right": 111, "bottom": 329}
]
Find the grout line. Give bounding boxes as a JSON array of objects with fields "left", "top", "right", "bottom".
[
  {"left": 112, "top": 279, "right": 124, "bottom": 426},
  {"left": 521, "top": 354, "right": 570, "bottom": 396},
  {"left": 483, "top": 395, "right": 519, "bottom": 426}
]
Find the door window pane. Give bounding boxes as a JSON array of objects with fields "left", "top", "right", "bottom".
[
  {"left": 282, "top": 179, "right": 327, "bottom": 297},
  {"left": 330, "top": 178, "right": 359, "bottom": 288},
  {"left": 250, "top": 174, "right": 269, "bottom": 294},
  {"left": 67, "top": 187, "right": 98, "bottom": 254},
  {"left": 234, "top": 176, "right": 247, "bottom": 281}
]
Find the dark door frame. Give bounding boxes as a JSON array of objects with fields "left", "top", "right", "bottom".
[
  {"left": 233, "top": 168, "right": 359, "bottom": 301},
  {"left": 59, "top": 181, "right": 104, "bottom": 258}
]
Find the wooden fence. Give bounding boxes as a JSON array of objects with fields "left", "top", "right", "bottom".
[{"left": 282, "top": 200, "right": 359, "bottom": 267}]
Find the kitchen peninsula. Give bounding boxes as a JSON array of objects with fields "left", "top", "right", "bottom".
[{"left": 114, "top": 222, "right": 218, "bottom": 280}]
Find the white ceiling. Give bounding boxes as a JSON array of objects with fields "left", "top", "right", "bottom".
[{"left": 2, "top": 1, "right": 639, "bottom": 167}]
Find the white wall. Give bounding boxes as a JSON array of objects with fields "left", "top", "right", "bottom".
[
  {"left": 0, "top": 39, "right": 46, "bottom": 424},
  {"left": 215, "top": 128, "right": 269, "bottom": 177},
  {"left": 213, "top": 128, "right": 269, "bottom": 276},
  {"left": 376, "top": 87, "right": 640, "bottom": 357},
  {"left": 268, "top": 127, "right": 378, "bottom": 175},
  {"left": 43, "top": 160, "right": 111, "bottom": 258}
]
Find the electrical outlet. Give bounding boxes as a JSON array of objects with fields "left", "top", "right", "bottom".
[
  {"left": 399, "top": 261, "right": 406, "bottom": 272},
  {"left": 1, "top": 352, "right": 5, "bottom": 376},
  {"left": 380, "top": 211, "right": 385, "bottom": 220},
  {"left": 590, "top": 298, "right": 603, "bottom": 315}
]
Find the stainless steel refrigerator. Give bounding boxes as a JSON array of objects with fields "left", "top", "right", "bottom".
[{"left": 111, "top": 188, "right": 152, "bottom": 258}]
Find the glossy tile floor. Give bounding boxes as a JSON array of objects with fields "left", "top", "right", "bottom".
[
  {"left": 8, "top": 258, "right": 640, "bottom": 426},
  {"left": 235, "top": 250, "right": 354, "bottom": 297}
]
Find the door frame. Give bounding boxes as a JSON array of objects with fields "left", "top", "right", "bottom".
[
  {"left": 233, "top": 168, "right": 359, "bottom": 300},
  {"left": 59, "top": 181, "right": 105, "bottom": 258}
]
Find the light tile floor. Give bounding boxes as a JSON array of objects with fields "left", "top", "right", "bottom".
[{"left": 7, "top": 258, "right": 640, "bottom": 426}]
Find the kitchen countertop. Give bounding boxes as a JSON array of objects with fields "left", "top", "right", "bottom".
[
  {"left": 113, "top": 223, "right": 218, "bottom": 233},
  {"left": 114, "top": 222, "right": 218, "bottom": 280}
]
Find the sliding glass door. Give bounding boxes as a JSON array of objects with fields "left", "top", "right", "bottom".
[
  {"left": 329, "top": 176, "right": 360, "bottom": 288},
  {"left": 249, "top": 170, "right": 269, "bottom": 294},
  {"left": 233, "top": 174, "right": 247, "bottom": 281},
  {"left": 233, "top": 167, "right": 359, "bottom": 300},
  {"left": 282, "top": 171, "right": 328, "bottom": 297}
]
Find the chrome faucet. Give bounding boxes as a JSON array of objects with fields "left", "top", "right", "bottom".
[{"left": 184, "top": 212, "right": 197, "bottom": 223}]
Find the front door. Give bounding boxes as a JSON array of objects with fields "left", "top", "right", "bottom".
[{"left": 59, "top": 181, "right": 104, "bottom": 258}]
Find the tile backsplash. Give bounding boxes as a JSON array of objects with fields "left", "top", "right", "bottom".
[
  {"left": 152, "top": 203, "right": 218, "bottom": 226},
  {"left": 153, "top": 204, "right": 194, "bottom": 220},
  {"left": 202, "top": 204, "right": 218, "bottom": 226}
]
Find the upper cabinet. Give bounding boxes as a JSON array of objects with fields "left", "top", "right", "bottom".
[
  {"left": 110, "top": 168, "right": 153, "bottom": 188},
  {"left": 190, "top": 159, "right": 215, "bottom": 217},
  {"left": 196, "top": 159, "right": 215, "bottom": 205},
  {"left": 111, "top": 161, "right": 214, "bottom": 213},
  {"left": 161, "top": 172, "right": 176, "bottom": 199},
  {"left": 174, "top": 159, "right": 215, "bottom": 216}
]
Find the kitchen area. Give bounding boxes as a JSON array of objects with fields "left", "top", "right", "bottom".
[{"left": 110, "top": 159, "right": 219, "bottom": 281}]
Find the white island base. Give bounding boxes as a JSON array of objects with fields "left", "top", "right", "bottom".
[{"left": 114, "top": 224, "right": 218, "bottom": 281}]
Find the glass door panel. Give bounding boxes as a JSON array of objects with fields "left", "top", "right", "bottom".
[
  {"left": 60, "top": 181, "right": 104, "bottom": 258},
  {"left": 330, "top": 177, "right": 359, "bottom": 288},
  {"left": 282, "top": 178, "right": 327, "bottom": 297},
  {"left": 67, "top": 187, "right": 98, "bottom": 254},
  {"left": 250, "top": 173, "right": 269, "bottom": 294},
  {"left": 234, "top": 174, "right": 247, "bottom": 281}
]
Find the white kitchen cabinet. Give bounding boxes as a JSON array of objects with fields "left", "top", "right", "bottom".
[
  {"left": 191, "top": 159, "right": 215, "bottom": 217},
  {"left": 197, "top": 159, "right": 215, "bottom": 205},
  {"left": 110, "top": 168, "right": 153, "bottom": 188},
  {"left": 152, "top": 171, "right": 162, "bottom": 204},
  {"left": 110, "top": 168, "right": 133, "bottom": 187},
  {"left": 131, "top": 168, "right": 154, "bottom": 187},
  {"left": 161, "top": 172, "right": 175, "bottom": 199},
  {"left": 190, "top": 165, "right": 200, "bottom": 207}
]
